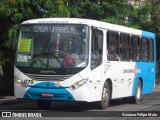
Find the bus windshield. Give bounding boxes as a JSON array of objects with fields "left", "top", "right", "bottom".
[{"left": 15, "top": 24, "right": 89, "bottom": 74}]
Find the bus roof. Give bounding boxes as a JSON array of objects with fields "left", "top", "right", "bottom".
[{"left": 22, "top": 18, "right": 155, "bottom": 39}]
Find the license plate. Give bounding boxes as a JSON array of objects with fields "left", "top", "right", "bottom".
[{"left": 41, "top": 92, "right": 54, "bottom": 97}]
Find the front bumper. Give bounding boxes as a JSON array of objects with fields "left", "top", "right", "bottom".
[
  {"left": 15, "top": 81, "right": 88, "bottom": 102},
  {"left": 23, "top": 87, "right": 75, "bottom": 101}
]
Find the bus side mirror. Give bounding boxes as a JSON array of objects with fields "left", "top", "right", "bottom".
[
  {"left": 12, "top": 34, "right": 17, "bottom": 50},
  {"left": 11, "top": 24, "right": 20, "bottom": 50}
]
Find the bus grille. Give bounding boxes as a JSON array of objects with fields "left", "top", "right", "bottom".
[{"left": 24, "top": 73, "right": 74, "bottom": 81}]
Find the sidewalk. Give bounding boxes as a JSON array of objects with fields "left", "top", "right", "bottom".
[
  {"left": 0, "top": 90, "right": 35, "bottom": 106},
  {"left": 0, "top": 96, "right": 36, "bottom": 106},
  {"left": 0, "top": 80, "right": 160, "bottom": 106},
  {"left": 155, "top": 78, "right": 160, "bottom": 92},
  {"left": 0, "top": 96, "right": 21, "bottom": 105}
]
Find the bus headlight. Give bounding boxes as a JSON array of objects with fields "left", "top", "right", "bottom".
[
  {"left": 16, "top": 79, "right": 22, "bottom": 84},
  {"left": 69, "top": 78, "right": 88, "bottom": 91},
  {"left": 15, "top": 79, "right": 27, "bottom": 88}
]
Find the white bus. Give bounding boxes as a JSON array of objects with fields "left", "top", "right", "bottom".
[{"left": 14, "top": 18, "right": 156, "bottom": 109}]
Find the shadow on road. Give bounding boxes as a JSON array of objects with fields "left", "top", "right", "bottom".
[
  {"left": 45, "top": 98, "right": 130, "bottom": 112},
  {"left": 44, "top": 92, "right": 160, "bottom": 112}
]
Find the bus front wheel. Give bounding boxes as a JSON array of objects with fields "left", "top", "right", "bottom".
[
  {"left": 97, "top": 81, "right": 110, "bottom": 109},
  {"left": 37, "top": 100, "right": 51, "bottom": 109}
]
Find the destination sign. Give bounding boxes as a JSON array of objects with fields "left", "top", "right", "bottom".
[
  {"left": 38, "top": 21, "right": 69, "bottom": 23},
  {"left": 34, "top": 26, "right": 75, "bottom": 33}
]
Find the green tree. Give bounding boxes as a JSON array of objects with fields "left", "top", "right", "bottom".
[
  {"left": 0, "top": 0, "right": 160, "bottom": 60},
  {"left": 0, "top": 0, "right": 70, "bottom": 48},
  {"left": 68, "top": 0, "right": 130, "bottom": 25}
]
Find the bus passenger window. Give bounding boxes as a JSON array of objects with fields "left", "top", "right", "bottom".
[
  {"left": 120, "top": 33, "right": 130, "bottom": 61},
  {"left": 132, "top": 36, "right": 140, "bottom": 61},
  {"left": 107, "top": 31, "right": 119, "bottom": 61},
  {"left": 149, "top": 39, "right": 154, "bottom": 62},
  {"left": 141, "top": 37, "right": 149, "bottom": 61}
]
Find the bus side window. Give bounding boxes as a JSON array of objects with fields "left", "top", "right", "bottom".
[
  {"left": 132, "top": 36, "right": 140, "bottom": 61},
  {"left": 149, "top": 39, "right": 154, "bottom": 62},
  {"left": 120, "top": 33, "right": 130, "bottom": 61},
  {"left": 91, "top": 29, "right": 103, "bottom": 70},
  {"left": 141, "top": 37, "right": 149, "bottom": 62},
  {"left": 107, "top": 31, "right": 119, "bottom": 61}
]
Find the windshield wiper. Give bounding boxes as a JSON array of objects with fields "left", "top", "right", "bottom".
[{"left": 28, "top": 54, "right": 44, "bottom": 68}]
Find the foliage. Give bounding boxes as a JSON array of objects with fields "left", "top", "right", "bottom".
[
  {"left": 0, "top": 0, "right": 70, "bottom": 48},
  {"left": 0, "top": 0, "right": 160, "bottom": 61}
]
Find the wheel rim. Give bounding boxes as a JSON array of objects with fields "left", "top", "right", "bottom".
[{"left": 102, "top": 87, "right": 109, "bottom": 104}]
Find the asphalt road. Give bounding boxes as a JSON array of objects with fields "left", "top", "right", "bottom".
[{"left": 0, "top": 91, "right": 160, "bottom": 119}]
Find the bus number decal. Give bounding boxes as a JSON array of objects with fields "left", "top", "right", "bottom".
[{"left": 24, "top": 79, "right": 34, "bottom": 85}]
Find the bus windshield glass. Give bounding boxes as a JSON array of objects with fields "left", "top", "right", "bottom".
[{"left": 15, "top": 24, "right": 89, "bottom": 74}]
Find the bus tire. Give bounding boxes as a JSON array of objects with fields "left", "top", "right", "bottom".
[
  {"left": 97, "top": 81, "right": 110, "bottom": 109},
  {"left": 37, "top": 100, "right": 51, "bottom": 109},
  {"left": 132, "top": 80, "right": 142, "bottom": 104}
]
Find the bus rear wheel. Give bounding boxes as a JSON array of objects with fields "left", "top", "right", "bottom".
[
  {"left": 97, "top": 81, "right": 110, "bottom": 109},
  {"left": 37, "top": 100, "right": 51, "bottom": 109},
  {"left": 131, "top": 80, "right": 142, "bottom": 104}
]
